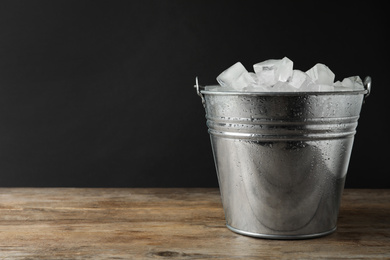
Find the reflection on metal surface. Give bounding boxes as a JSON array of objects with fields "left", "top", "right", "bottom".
[{"left": 196, "top": 79, "right": 370, "bottom": 239}]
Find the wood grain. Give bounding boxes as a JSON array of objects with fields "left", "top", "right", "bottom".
[{"left": 0, "top": 188, "right": 389, "bottom": 259}]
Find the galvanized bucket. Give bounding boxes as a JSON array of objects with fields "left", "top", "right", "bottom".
[{"left": 195, "top": 77, "right": 371, "bottom": 239}]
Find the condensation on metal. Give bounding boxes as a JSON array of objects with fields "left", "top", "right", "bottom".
[
  {"left": 195, "top": 77, "right": 371, "bottom": 239},
  {"left": 206, "top": 116, "right": 359, "bottom": 141}
]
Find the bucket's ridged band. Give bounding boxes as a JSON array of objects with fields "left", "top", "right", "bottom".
[
  {"left": 207, "top": 115, "right": 359, "bottom": 141},
  {"left": 226, "top": 224, "right": 337, "bottom": 240}
]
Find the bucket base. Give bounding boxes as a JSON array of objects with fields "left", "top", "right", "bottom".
[{"left": 226, "top": 224, "right": 337, "bottom": 240}]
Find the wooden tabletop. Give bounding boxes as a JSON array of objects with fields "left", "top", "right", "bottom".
[{"left": 0, "top": 188, "right": 389, "bottom": 259}]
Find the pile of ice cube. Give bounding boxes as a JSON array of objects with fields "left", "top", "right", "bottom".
[{"left": 214, "top": 57, "right": 364, "bottom": 92}]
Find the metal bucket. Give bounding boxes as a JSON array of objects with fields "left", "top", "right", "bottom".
[{"left": 195, "top": 77, "right": 371, "bottom": 239}]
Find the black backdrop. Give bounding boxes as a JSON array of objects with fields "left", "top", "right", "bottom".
[{"left": 0, "top": 1, "right": 388, "bottom": 188}]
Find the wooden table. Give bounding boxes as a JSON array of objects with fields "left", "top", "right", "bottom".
[{"left": 0, "top": 188, "right": 389, "bottom": 259}]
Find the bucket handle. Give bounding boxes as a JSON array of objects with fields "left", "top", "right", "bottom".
[
  {"left": 363, "top": 76, "right": 372, "bottom": 100},
  {"left": 194, "top": 76, "right": 206, "bottom": 107}
]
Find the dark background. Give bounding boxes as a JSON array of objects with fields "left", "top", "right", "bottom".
[{"left": 0, "top": 1, "right": 388, "bottom": 188}]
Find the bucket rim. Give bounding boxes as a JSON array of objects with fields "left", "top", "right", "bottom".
[{"left": 200, "top": 86, "right": 367, "bottom": 96}]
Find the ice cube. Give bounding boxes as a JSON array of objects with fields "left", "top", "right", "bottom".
[
  {"left": 306, "top": 63, "right": 335, "bottom": 85},
  {"left": 333, "top": 81, "right": 343, "bottom": 87},
  {"left": 216, "top": 62, "right": 256, "bottom": 90},
  {"left": 333, "top": 76, "right": 364, "bottom": 90},
  {"left": 241, "top": 72, "right": 272, "bottom": 91},
  {"left": 304, "top": 83, "right": 335, "bottom": 92},
  {"left": 346, "top": 76, "right": 364, "bottom": 89},
  {"left": 242, "top": 85, "right": 270, "bottom": 92},
  {"left": 288, "top": 70, "right": 313, "bottom": 89},
  {"left": 204, "top": 85, "right": 221, "bottom": 91},
  {"left": 317, "top": 84, "right": 335, "bottom": 91},
  {"left": 333, "top": 80, "right": 351, "bottom": 91},
  {"left": 341, "top": 77, "right": 354, "bottom": 88},
  {"left": 253, "top": 61, "right": 276, "bottom": 87},
  {"left": 276, "top": 57, "right": 294, "bottom": 82},
  {"left": 253, "top": 57, "right": 293, "bottom": 87},
  {"left": 271, "top": 81, "right": 298, "bottom": 92},
  {"left": 248, "top": 72, "right": 258, "bottom": 84}
]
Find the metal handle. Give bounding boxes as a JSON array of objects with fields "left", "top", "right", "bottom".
[
  {"left": 194, "top": 77, "right": 206, "bottom": 107},
  {"left": 364, "top": 76, "right": 372, "bottom": 100}
]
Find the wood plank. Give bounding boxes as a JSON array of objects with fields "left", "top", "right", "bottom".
[{"left": 0, "top": 188, "right": 389, "bottom": 259}]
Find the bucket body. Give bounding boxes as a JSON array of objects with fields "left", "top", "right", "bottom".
[{"left": 201, "top": 89, "right": 367, "bottom": 239}]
